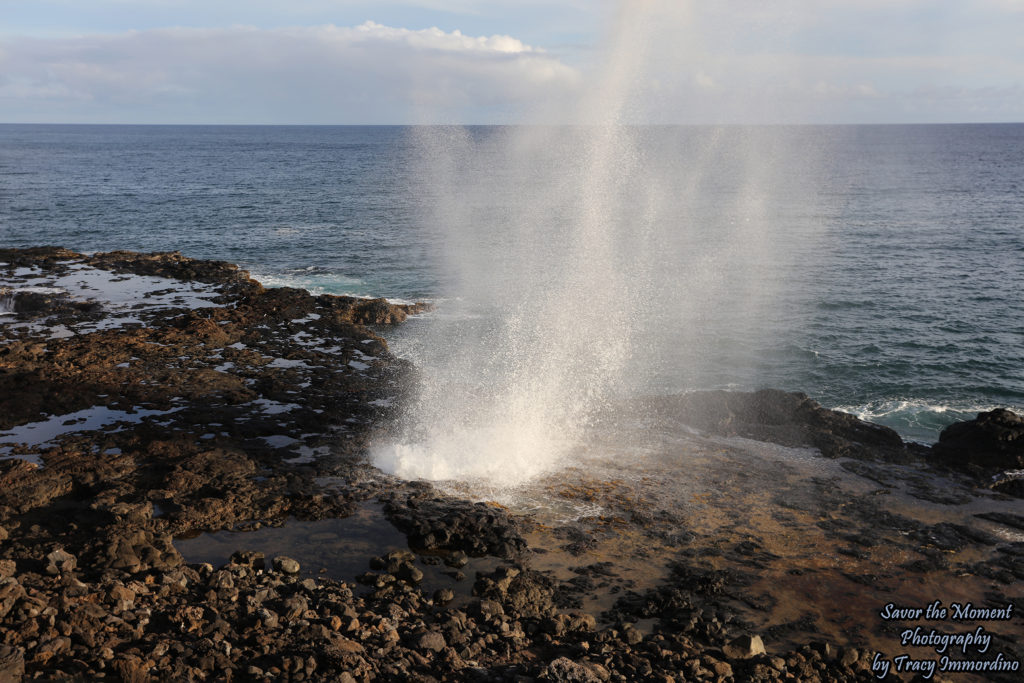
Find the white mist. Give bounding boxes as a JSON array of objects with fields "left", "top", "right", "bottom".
[{"left": 371, "top": 1, "right": 824, "bottom": 488}]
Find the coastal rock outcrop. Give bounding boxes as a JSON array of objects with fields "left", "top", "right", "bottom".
[
  {"left": 3, "top": 249, "right": 1021, "bottom": 681},
  {"left": 656, "top": 388, "right": 908, "bottom": 461},
  {"left": 932, "top": 408, "right": 1024, "bottom": 473}
]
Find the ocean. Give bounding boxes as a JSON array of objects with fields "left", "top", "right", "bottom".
[{"left": 2, "top": 123, "right": 1022, "bottom": 443}]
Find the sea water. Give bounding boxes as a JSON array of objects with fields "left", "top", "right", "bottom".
[{"left": 2, "top": 123, "right": 1023, "bottom": 445}]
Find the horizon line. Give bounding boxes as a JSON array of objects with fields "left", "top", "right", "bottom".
[{"left": 2, "top": 121, "right": 1022, "bottom": 127}]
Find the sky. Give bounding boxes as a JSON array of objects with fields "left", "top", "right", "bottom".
[{"left": 0, "top": 0, "right": 1022, "bottom": 124}]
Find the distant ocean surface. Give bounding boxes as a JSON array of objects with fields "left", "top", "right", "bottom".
[{"left": 2, "top": 123, "right": 1022, "bottom": 442}]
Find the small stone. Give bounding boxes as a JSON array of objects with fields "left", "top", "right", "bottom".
[
  {"left": 0, "top": 560, "right": 15, "bottom": 580},
  {"left": 433, "top": 588, "right": 455, "bottom": 604},
  {"left": 622, "top": 625, "right": 643, "bottom": 646},
  {"left": 445, "top": 551, "right": 469, "bottom": 568},
  {"left": 231, "top": 550, "right": 265, "bottom": 570},
  {"left": 45, "top": 549, "right": 77, "bottom": 576},
  {"left": 708, "top": 659, "right": 733, "bottom": 678},
  {"left": 396, "top": 562, "right": 424, "bottom": 583},
  {"left": 258, "top": 608, "right": 280, "bottom": 629},
  {"left": 273, "top": 556, "right": 300, "bottom": 574},
  {"left": 811, "top": 640, "right": 835, "bottom": 660},
  {"left": 416, "top": 631, "right": 446, "bottom": 653},
  {"left": 723, "top": 634, "right": 766, "bottom": 659},
  {"left": 473, "top": 599, "right": 504, "bottom": 619},
  {"left": 281, "top": 595, "right": 308, "bottom": 620}
]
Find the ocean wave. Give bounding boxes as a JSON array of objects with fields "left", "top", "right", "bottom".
[
  {"left": 245, "top": 267, "right": 366, "bottom": 297},
  {"left": 832, "top": 398, "right": 1015, "bottom": 444}
]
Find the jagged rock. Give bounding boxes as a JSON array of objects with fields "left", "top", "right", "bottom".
[
  {"left": 541, "top": 657, "right": 603, "bottom": 683},
  {"left": 0, "top": 577, "right": 26, "bottom": 618},
  {"left": 723, "top": 634, "right": 766, "bottom": 659},
  {"left": 385, "top": 496, "right": 527, "bottom": 559},
  {"left": 112, "top": 653, "right": 151, "bottom": 683},
  {"left": 933, "top": 408, "right": 1024, "bottom": 472},
  {"left": 474, "top": 566, "right": 556, "bottom": 619},
  {"left": 44, "top": 548, "right": 76, "bottom": 575},
  {"left": 0, "top": 645, "right": 25, "bottom": 682},
  {"left": 281, "top": 594, "right": 308, "bottom": 620},
  {"left": 230, "top": 550, "right": 266, "bottom": 570},
  {"left": 103, "top": 530, "right": 182, "bottom": 573}
]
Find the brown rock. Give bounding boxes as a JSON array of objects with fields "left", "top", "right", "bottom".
[
  {"left": 723, "top": 634, "right": 766, "bottom": 659},
  {"left": 416, "top": 631, "right": 446, "bottom": 653},
  {"left": 0, "top": 645, "right": 25, "bottom": 683},
  {"left": 44, "top": 548, "right": 77, "bottom": 575},
  {"left": 541, "top": 657, "right": 603, "bottom": 683}
]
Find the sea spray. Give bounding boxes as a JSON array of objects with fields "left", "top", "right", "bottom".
[{"left": 371, "top": 1, "right": 822, "bottom": 486}]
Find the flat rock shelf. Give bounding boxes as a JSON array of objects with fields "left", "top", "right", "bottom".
[{"left": 0, "top": 248, "right": 1021, "bottom": 682}]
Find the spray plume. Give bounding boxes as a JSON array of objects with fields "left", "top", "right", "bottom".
[{"left": 372, "top": 1, "right": 814, "bottom": 488}]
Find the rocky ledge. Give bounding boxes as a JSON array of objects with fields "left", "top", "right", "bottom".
[
  {"left": 1, "top": 248, "right": 1021, "bottom": 682},
  {"left": 651, "top": 389, "right": 1024, "bottom": 495}
]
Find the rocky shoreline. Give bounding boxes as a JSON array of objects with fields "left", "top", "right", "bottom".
[{"left": 1, "top": 248, "right": 1021, "bottom": 682}]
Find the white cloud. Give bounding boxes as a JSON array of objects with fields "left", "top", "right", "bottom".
[
  {"left": 1, "top": 1, "right": 1021, "bottom": 124},
  {"left": 0, "top": 21, "right": 581, "bottom": 123}
]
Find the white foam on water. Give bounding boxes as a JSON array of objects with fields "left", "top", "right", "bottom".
[
  {"left": 246, "top": 268, "right": 367, "bottom": 298},
  {"left": 833, "top": 398, "right": 1012, "bottom": 443},
  {"left": 7, "top": 286, "right": 65, "bottom": 295},
  {"left": 372, "top": 418, "right": 574, "bottom": 487}
]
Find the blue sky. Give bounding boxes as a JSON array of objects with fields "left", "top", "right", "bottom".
[{"left": 1, "top": 0, "right": 1021, "bottom": 124}]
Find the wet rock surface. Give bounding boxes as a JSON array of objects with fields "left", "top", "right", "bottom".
[
  {"left": 933, "top": 408, "right": 1024, "bottom": 473},
  {"left": 657, "top": 388, "right": 1024, "bottom": 492},
  {"left": 2, "top": 249, "right": 1022, "bottom": 681}
]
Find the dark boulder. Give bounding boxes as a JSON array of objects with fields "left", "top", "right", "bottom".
[
  {"left": 932, "top": 408, "right": 1024, "bottom": 473},
  {"left": 383, "top": 494, "right": 527, "bottom": 559},
  {"left": 473, "top": 566, "right": 556, "bottom": 620},
  {"left": 659, "top": 389, "right": 907, "bottom": 461}
]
